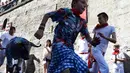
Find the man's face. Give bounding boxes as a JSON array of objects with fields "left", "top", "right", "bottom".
[
  {"left": 98, "top": 15, "right": 107, "bottom": 24},
  {"left": 74, "top": 0, "right": 87, "bottom": 14}
]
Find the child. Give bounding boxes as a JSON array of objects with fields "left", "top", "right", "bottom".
[{"left": 111, "top": 44, "right": 126, "bottom": 73}]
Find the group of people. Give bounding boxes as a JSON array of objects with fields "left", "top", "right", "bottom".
[
  {"left": 0, "top": 0, "right": 127, "bottom": 73},
  {"left": 34, "top": 0, "right": 126, "bottom": 73},
  {"left": 0, "top": 0, "right": 25, "bottom": 13}
]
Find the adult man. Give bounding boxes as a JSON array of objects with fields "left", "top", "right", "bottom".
[{"left": 0, "top": 26, "right": 16, "bottom": 67}]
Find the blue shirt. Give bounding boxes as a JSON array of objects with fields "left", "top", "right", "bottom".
[{"left": 48, "top": 8, "right": 89, "bottom": 46}]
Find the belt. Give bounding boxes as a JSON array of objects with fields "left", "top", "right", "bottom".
[{"left": 80, "top": 52, "right": 89, "bottom": 54}]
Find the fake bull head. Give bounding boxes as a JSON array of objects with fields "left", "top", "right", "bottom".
[{"left": 7, "top": 37, "right": 41, "bottom": 60}]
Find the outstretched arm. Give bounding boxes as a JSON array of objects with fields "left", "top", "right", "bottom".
[{"left": 34, "top": 14, "right": 50, "bottom": 39}]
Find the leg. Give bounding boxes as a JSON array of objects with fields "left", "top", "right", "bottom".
[
  {"left": 6, "top": 48, "right": 13, "bottom": 72},
  {"left": 92, "top": 48, "right": 109, "bottom": 73},
  {"left": 90, "top": 62, "right": 98, "bottom": 73}
]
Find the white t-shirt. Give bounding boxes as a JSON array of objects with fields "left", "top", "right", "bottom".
[
  {"left": 0, "top": 32, "right": 15, "bottom": 48},
  {"left": 112, "top": 52, "right": 125, "bottom": 65},
  {"left": 77, "top": 38, "right": 89, "bottom": 53},
  {"left": 93, "top": 25, "right": 115, "bottom": 52},
  {"left": 112, "top": 52, "right": 125, "bottom": 73},
  {"left": 43, "top": 46, "right": 52, "bottom": 64}
]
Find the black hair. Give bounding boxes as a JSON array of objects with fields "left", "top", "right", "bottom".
[
  {"left": 10, "top": 26, "right": 15, "bottom": 31},
  {"left": 46, "top": 39, "right": 52, "bottom": 47},
  {"left": 114, "top": 44, "right": 120, "bottom": 48},
  {"left": 71, "top": 0, "right": 78, "bottom": 8},
  {"left": 97, "top": 12, "right": 109, "bottom": 20}
]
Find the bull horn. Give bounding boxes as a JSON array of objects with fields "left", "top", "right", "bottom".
[{"left": 30, "top": 42, "right": 41, "bottom": 47}]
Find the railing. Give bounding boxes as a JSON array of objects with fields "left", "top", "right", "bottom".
[{"left": 0, "top": 0, "right": 33, "bottom": 16}]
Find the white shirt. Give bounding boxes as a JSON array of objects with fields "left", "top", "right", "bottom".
[
  {"left": 0, "top": 32, "right": 15, "bottom": 48},
  {"left": 43, "top": 46, "right": 52, "bottom": 64},
  {"left": 112, "top": 52, "right": 125, "bottom": 65},
  {"left": 112, "top": 52, "right": 125, "bottom": 73},
  {"left": 77, "top": 38, "right": 89, "bottom": 53},
  {"left": 93, "top": 25, "right": 115, "bottom": 52}
]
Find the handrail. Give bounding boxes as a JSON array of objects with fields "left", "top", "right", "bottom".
[{"left": 0, "top": 0, "right": 33, "bottom": 16}]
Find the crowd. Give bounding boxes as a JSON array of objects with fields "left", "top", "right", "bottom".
[
  {"left": 0, "top": 0, "right": 128, "bottom": 73},
  {"left": 0, "top": 0, "right": 25, "bottom": 13}
]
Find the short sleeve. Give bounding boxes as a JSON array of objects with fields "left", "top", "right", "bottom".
[
  {"left": 0, "top": 33, "right": 6, "bottom": 41},
  {"left": 121, "top": 53, "right": 125, "bottom": 59},
  {"left": 47, "top": 8, "right": 72, "bottom": 22},
  {"left": 111, "top": 26, "right": 115, "bottom": 33}
]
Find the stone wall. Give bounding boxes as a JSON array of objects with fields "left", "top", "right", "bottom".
[{"left": 0, "top": 0, "right": 130, "bottom": 73}]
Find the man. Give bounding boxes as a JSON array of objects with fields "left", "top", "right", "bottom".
[
  {"left": 0, "top": 26, "right": 16, "bottom": 67},
  {"left": 34, "top": 0, "right": 100, "bottom": 73},
  {"left": 91, "top": 12, "right": 117, "bottom": 73},
  {"left": 76, "top": 33, "right": 90, "bottom": 63}
]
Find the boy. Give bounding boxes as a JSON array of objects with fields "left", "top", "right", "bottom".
[
  {"left": 112, "top": 44, "right": 126, "bottom": 73},
  {"left": 34, "top": 0, "right": 100, "bottom": 73},
  {"left": 92, "top": 12, "right": 117, "bottom": 73}
]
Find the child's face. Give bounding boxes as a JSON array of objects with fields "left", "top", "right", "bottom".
[
  {"left": 73, "top": 0, "right": 87, "bottom": 14},
  {"left": 98, "top": 15, "right": 107, "bottom": 24}
]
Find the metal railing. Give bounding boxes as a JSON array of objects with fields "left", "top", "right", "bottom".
[{"left": 0, "top": 0, "right": 33, "bottom": 16}]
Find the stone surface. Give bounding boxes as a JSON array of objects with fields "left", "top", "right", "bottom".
[{"left": 0, "top": 0, "right": 130, "bottom": 73}]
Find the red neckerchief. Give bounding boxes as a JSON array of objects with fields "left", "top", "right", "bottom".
[
  {"left": 81, "top": 36, "right": 85, "bottom": 40},
  {"left": 71, "top": 8, "right": 80, "bottom": 16},
  {"left": 113, "top": 48, "right": 120, "bottom": 55},
  {"left": 94, "top": 23, "right": 108, "bottom": 30}
]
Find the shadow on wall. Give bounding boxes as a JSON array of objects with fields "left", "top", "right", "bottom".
[{"left": 124, "top": 53, "right": 130, "bottom": 73}]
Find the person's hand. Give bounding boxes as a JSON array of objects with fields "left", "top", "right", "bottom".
[
  {"left": 98, "top": 32, "right": 105, "bottom": 38},
  {"left": 91, "top": 37, "right": 100, "bottom": 47},
  {"left": 34, "top": 29, "right": 44, "bottom": 39}
]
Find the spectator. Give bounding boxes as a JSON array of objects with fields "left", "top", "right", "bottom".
[
  {"left": 43, "top": 39, "right": 52, "bottom": 73},
  {"left": 111, "top": 44, "right": 126, "bottom": 73}
]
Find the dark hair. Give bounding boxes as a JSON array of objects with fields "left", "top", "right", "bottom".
[
  {"left": 71, "top": 0, "right": 78, "bottom": 8},
  {"left": 114, "top": 44, "right": 120, "bottom": 48},
  {"left": 2, "top": 18, "right": 9, "bottom": 29},
  {"left": 80, "top": 33, "right": 84, "bottom": 37},
  {"left": 46, "top": 39, "right": 52, "bottom": 47},
  {"left": 97, "top": 12, "right": 109, "bottom": 20},
  {"left": 10, "top": 26, "right": 15, "bottom": 31}
]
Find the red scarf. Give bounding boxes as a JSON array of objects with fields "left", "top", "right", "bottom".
[
  {"left": 81, "top": 36, "right": 85, "bottom": 40},
  {"left": 71, "top": 8, "right": 80, "bottom": 16},
  {"left": 113, "top": 48, "right": 120, "bottom": 55},
  {"left": 94, "top": 23, "right": 108, "bottom": 30}
]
